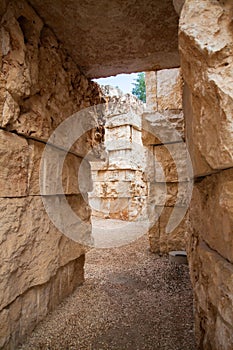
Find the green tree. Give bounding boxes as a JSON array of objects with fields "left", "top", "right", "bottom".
[{"left": 132, "top": 72, "right": 146, "bottom": 102}]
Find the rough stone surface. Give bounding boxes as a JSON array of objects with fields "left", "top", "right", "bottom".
[
  {"left": 89, "top": 87, "right": 148, "bottom": 221},
  {"left": 143, "top": 68, "right": 190, "bottom": 254},
  {"left": 179, "top": 1, "right": 233, "bottom": 348},
  {"left": 179, "top": 0, "right": 233, "bottom": 172},
  {"left": 0, "top": 1, "right": 102, "bottom": 348},
  {"left": 27, "top": 0, "right": 180, "bottom": 78}
]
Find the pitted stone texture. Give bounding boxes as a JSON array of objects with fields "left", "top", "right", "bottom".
[
  {"left": 153, "top": 143, "right": 191, "bottom": 183},
  {"left": 142, "top": 110, "right": 184, "bottom": 145},
  {"left": 28, "top": 140, "right": 92, "bottom": 196},
  {"left": 188, "top": 240, "right": 233, "bottom": 350},
  {"left": 190, "top": 169, "right": 233, "bottom": 265},
  {"left": 157, "top": 68, "right": 183, "bottom": 110},
  {"left": 27, "top": 0, "right": 179, "bottom": 78},
  {"left": 0, "top": 195, "right": 87, "bottom": 312},
  {"left": 1, "top": 0, "right": 103, "bottom": 155},
  {"left": 148, "top": 208, "right": 188, "bottom": 254},
  {"left": 0, "top": 129, "right": 29, "bottom": 197},
  {"left": 179, "top": 0, "right": 233, "bottom": 173},
  {"left": 145, "top": 72, "right": 157, "bottom": 112}
]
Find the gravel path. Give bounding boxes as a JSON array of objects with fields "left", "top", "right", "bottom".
[{"left": 19, "top": 221, "right": 196, "bottom": 350}]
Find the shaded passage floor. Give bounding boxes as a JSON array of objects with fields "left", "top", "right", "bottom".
[{"left": 19, "top": 220, "right": 196, "bottom": 350}]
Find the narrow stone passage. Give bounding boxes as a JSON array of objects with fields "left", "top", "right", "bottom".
[{"left": 19, "top": 220, "right": 196, "bottom": 350}]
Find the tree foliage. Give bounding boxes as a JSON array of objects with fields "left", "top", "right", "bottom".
[{"left": 132, "top": 72, "right": 146, "bottom": 102}]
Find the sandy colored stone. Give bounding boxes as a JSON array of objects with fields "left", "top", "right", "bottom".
[
  {"left": 27, "top": 0, "right": 179, "bottom": 78},
  {"left": 0, "top": 195, "right": 86, "bottom": 311},
  {"left": 148, "top": 207, "right": 188, "bottom": 254},
  {"left": 1, "top": 1, "right": 102, "bottom": 152},
  {"left": 153, "top": 143, "right": 192, "bottom": 183},
  {"left": 190, "top": 168, "right": 233, "bottom": 264},
  {"left": 0, "top": 129, "right": 29, "bottom": 197},
  {"left": 179, "top": 0, "right": 233, "bottom": 171},
  {"left": 105, "top": 112, "right": 141, "bottom": 130},
  {"left": 189, "top": 240, "right": 233, "bottom": 350},
  {"left": 0, "top": 309, "right": 10, "bottom": 348},
  {"left": 142, "top": 110, "right": 184, "bottom": 146},
  {"left": 157, "top": 68, "right": 183, "bottom": 110},
  {"left": 145, "top": 71, "right": 157, "bottom": 112},
  {"left": 149, "top": 182, "right": 192, "bottom": 207},
  {"left": 28, "top": 140, "right": 92, "bottom": 195}
]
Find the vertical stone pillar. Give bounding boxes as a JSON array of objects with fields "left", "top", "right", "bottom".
[
  {"left": 89, "top": 86, "right": 148, "bottom": 222},
  {"left": 143, "top": 68, "right": 190, "bottom": 254},
  {"left": 179, "top": 0, "right": 233, "bottom": 348}
]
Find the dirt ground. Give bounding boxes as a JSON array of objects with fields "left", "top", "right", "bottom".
[{"left": 19, "top": 219, "right": 196, "bottom": 350}]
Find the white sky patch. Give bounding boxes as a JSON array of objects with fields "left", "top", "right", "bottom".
[{"left": 93, "top": 73, "right": 139, "bottom": 94}]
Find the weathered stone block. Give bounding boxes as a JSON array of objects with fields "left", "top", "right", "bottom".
[
  {"left": 153, "top": 143, "right": 191, "bottom": 182},
  {"left": 28, "top": 140, "right": 92, "bottom": 195},
  {"left": 142, "top": 110, "right": 184, "bottom": 146},
  {"left": 179, "top": 0, "right": 233, "bottom": 171},
  {"left": 145, "top": 71, "right": 157, "bottom": 112},
  {"left": 190, "top": 169, "right": 233, "bottom": 264},
  {"left": 148, "top": 206, "right": 188, "bottom": 254},
  {"left": 0, "top": 129, "right": 29, "bottom": 197},
  {"left": 157, "top": 68, "right": 183, "bottom": 110},
  {"left": 149, "top": 182, "right": 191, "bottom": 207},
  {"left": 0, "top": 195, "right": 86, "bottom": 311}
]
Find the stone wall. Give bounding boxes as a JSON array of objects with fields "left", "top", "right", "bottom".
[
  {"left": 179, "top": 1, "right": 233, "bottom": 348},
  {"left": 143, "top": 68, "right": 190, "bottom": 254},
  {"left": 0, "top": 1, "right": 102, "bottom": 348},
  {"left": 89, "top": 87, "right": 148, "bottom": 221}
]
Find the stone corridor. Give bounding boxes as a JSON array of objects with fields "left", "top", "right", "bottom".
[{"left": 18, "top": 221, "right": 195, "bottom": 350}]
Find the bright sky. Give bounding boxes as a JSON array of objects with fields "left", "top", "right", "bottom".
[{"left": 94, "top": 73, "right": 139, "bottom": 94}]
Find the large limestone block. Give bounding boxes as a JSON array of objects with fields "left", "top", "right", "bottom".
[
  {"left": 105, "top": 125, "right": 131, "bottom": 142},
  {"left": 105, "top": 112, "right": 142, "bottom": 130},
  {"left": 179, "top": 0, "right": 233, "bottom": 171},
  {"left": 189, "top": 241, "right": 233, "bottom": 349},
  {"left": 0, "top": 129, "right": 29, "bottom": 197},
  {"left": 26, "top": 0, "right": 180, "bottom": 78},
  {"left": 90, "top": 180, "right": 147, "bottom": 199},
  {"left": 153, "top": 143, "right": 192, "bottom": 183},
  {"left": 183, "top": 83, "right": 213, "bottom": 177},
  {"left": 190, "top": 169, "right": 233, "bottom": 264},
  {"left": 145, "top": 71, "right": 157, "bottom": 112},
  {"left": 104, "top": 93, "right": 144, "bottom": 118},
  {"left": 0, "top": 195, "right": 86, "bottom": 311},
  {"left": 157, "top": 68, "right": 183, "bottom": 110},
  {"left": 28, "top": 140, "right": 92, "bottom": 195},
  {"left": 148, "top": 207, "right": 188, "bottom": 254},
  {"left": 1, "top": 1, "right": 102, "bottom": 152},
  {"left": 142, "top": 110, "right": 184, "bottom": 146},
  {"left": 149, "top": 182, "right": 191, "bottom": 207}
]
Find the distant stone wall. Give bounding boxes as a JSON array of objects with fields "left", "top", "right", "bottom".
[
  {"left": 179, "top": 1, "right": 233, "bottom": 348},
  {"left": 0, "top": 1, "right": 102, "bottom": 348},
  {"left": 89, "top": 87, "right": 148, "bottom": 221},
  {"left": 143, "top": 68, "right": 189, "bottom": 254}
]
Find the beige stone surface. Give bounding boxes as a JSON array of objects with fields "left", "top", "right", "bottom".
[
  {"left": 1, "top": 0, "right": 102, "bottom": 154},
  {"left": 148, "top": 207, "right": 188, "bottom": 254},
  {"left": 157, "top": 68, "right": 183, "bottom": 110},
  {"left": 0, "top": 129, "right": 29, "bottom": 197},
  {"left": 190, "top": 169, "right": 233, "bottom": 264},
  {"left": 28, "top": 140, "right": 92, "bottom": 195},
  {"left": 142, "top": 110, "right": 184, "bottom": 145},
  {"left": 188, "top": 240, "right": 233, "bottom": 350},
  {"left": 27, "top": 0, "right": 180, "bottom": 77},
  {"left": 149, "top": 182, "right": 191, "bottom": 207},
  {"left": 179, "top": 0, "right": 233, "bottom": 171},
  {"left": 0, "top": 195, "right": 86, "bottom": 311},
  {"left": 153, "top": 143, "right": 191, "bottom": 183},
  {"left": 145, "top": 72, "right": 157, "bottom": 112}
]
